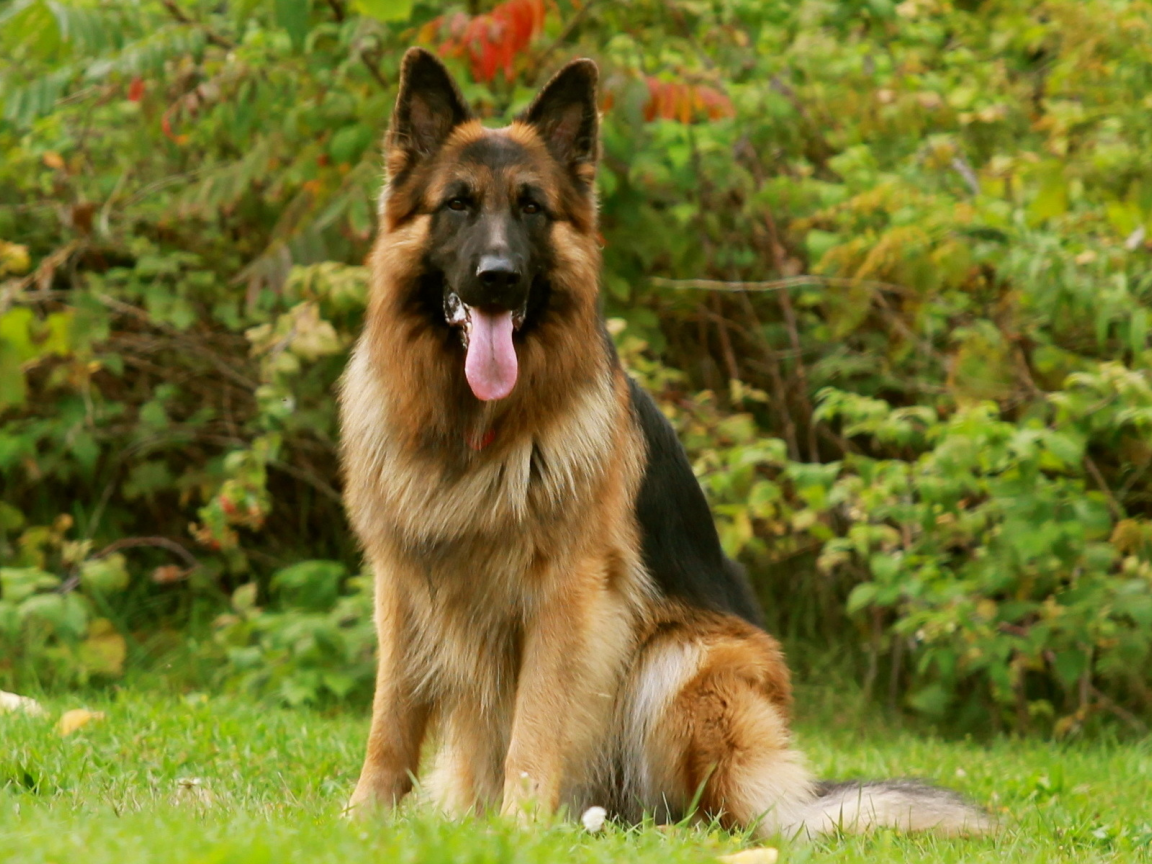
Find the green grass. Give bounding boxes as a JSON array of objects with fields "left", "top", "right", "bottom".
[{"left": 3, "top": 686, "right": 1151, "bottom": 863}]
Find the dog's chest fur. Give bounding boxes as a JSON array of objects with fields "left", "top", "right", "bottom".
[
  {"left": 341, "top": 343, "right": 645, "bottom": 704},
  {"left": 341, "top": 343, "right": 621, "bottom": 544}
]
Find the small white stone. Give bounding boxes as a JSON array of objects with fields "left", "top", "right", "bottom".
[
  {"left": 172, "top": 777, "right": 215, "bottom": 806},
  {"left": 0, "top": 691, "right": 45, "bottom": 717},
  {"left": 581, "top": 805, "right": 607, "bottom": 832}
]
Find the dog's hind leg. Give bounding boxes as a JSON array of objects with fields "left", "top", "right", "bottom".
[
  {"left": 629, "top": 618, "right": 816, "bottom": 835},
  {"left": 627, "top": 615, "right": 991, "bottom": 838}
]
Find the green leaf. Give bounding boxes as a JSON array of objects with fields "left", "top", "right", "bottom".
[
  {"left": 0, "top": 0, "right": 62, "bottom": 60},
  {"left": 0, "top": 501, "right": 24, "bottom": 532},
  {"left": 19, "top": 592, "right": 88, "bottom": 639},
  {"left": 869, "top": 552, "right": 900, "bottom": 583},
  {"left": 1051, "top": 650, "right": 1088, "bottom": 689},
  {"left": 352, "top": 0, "right": 413, "bottom": 21},
  {"left": 846, "top": 581, "right": 878, "bottom": 615},
  {"left": 80, "top": 553, "right": 130, "bottom": 594},
  {"left": 274, "top": 0, "right": 311, "bottom": 52},
  {"left": 1130, "top": 306, "right": 1148, "bottom": 356},
  {"left": 906, "top": 683, "right": 952, "bottom": 717},
  {"left": 78, "top": 618, "right": 127, "bottom": 676},
  {"left": 1027, "top": 164, "right": 1068, "bottom": 225},
  {"left": 273, "top": 560, "right": 346, "bottom": 611},
  {"left": 322, "top": 670, "right": 356, "bottom": 698},
  {"left": 0, "top": 567, "right": 59, "bottom": 603},
  {"left": 0, "top": 342, "right": 26, "bottom": 408},
  {"left": 233, "top": 583, "right": 259, "bottom": 613},
  {"left": 805, "top": 230, "right": 840, "bottom": 265},
  {"left": 328, "top": 124, "right": 372, "bottom": 165}
]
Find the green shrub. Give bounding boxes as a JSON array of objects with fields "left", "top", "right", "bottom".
[
  {"left": 4, "top": 0, "right": 1152, "bottom": 733},
  {"left": 210, "top": 561, "right": 376, "bottom": 706}
]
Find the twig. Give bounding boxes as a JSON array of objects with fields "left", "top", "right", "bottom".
[
  {"left": 530, "top": 0, "right": 601, "bottom": 82},
  {"left": 58, "top": 536, "right": 199, "bottom": 594},
  {"left": 268, "top": 458, "right": 343, "bottom": 504},
  {"left": 92, "top": 293, "right": 259, "bottom": 390},
  {"left": 121, "top": 166, "right": 209, "bottom": 209},
  {"left": 665, "top": 4, "right": 715, "bottom": 71},
  {"left": 650, "top": 274, "right": 913, "bottom": 296},
  {"left": 888, "top": 633, "right": 905, "bottom": 715},
  {"left": 93, "top": 536, "right": 199, "bottom": 567},
  {"left": 735, "top": 292, "right": 800, "bottom": 461},
  {"left": 1090, "top": 685, "right": 1149, "bottom": 734},
  {"left": 871, "top": 286, "right": 943, "bottom": 364},
  {"left": 0, "top": 242, "right": 86, "bottom": 313},
  {"left": 951, "top": 155, "right": 981, "bottom": 197},
  {"left": 158, "top": 0, "right": 236, "bottom": 50},
  {"left": 1014, "top": 347, "right": 1125, "bottom": 520},
  {"left": 709, "top": 295, "right": 740, "bottom": 383},
  {"left": 817, "top": 424, "right": 858, "bottom": 457},
  {"left": 1085, "top": 454, "right": 1124, "bottom": 519},
  {"left": 770, "top": 75, "right": 833, "bottom": 168},
  {"left": 862, "top": 606, "right": 882, "bottom": 702},
  {"left": 359, "top": 46, "right": 390, "bottom": 89},
  {"left": 759, "top": 210, "right": 819, "bottom": 462}
]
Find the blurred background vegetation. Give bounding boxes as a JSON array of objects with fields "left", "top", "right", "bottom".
[{"left": 4, "top": 0, "right": 1152, "bottom": 737}]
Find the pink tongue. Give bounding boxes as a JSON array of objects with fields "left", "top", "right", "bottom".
[{"left": 465, "top": 309, "right": 518, "bottom": 401}]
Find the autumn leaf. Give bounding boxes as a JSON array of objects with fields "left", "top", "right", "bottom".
[
  {"left": 717, "top": 849, "right": 779, "bottom": 864},
  {"left": 435, "top": 0, "right": 546, "bottom": 83},
  {"left": 58, "top": 708, "right": 106, "bottom": 735}
]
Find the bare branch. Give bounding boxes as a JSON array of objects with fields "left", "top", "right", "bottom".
[
  {"left": 650, "top": 274, "right": 913, "bottom": 295},
  {"left": 158, "top": 0, "right": 236, "bottom": 50}
]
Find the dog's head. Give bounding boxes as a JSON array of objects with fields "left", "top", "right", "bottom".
[{"left": 379, "top": 48, "right": 600, "bottom": 403}]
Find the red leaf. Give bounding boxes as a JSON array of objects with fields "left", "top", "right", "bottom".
[
  {"left": 435, "top": 0, "right": 547, "bottom": 83},
  {"left": 677, "top": 84, "right": 692, "bottom": 124},
  {"left": 127, "top": 76, "right": 145, "bottom": 102},
  {"left": 479, "top": 32, "right": 499, "bottom": 82},
  {"left": 507, "top": 0, "right": 533, "bottom": 48},
  {"left": 641, "top": 76, "right": 734, "bottom": 124}
]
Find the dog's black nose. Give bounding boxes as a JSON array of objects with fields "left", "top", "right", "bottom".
[{"left": 477, "top": 256, "right": 521, "bottom": 291}]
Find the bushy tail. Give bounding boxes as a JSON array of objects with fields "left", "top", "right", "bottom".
[{"left": 786, "top": 779, "right": 994, "bottom": 838}]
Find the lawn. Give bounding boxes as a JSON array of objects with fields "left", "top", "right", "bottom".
[{"left": 3, "top": 684, "right": 1150, "bottom": 863}]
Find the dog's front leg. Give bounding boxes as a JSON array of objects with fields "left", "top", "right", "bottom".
[
  {"left": 500, "top": 561, "right": 632, "bottom": 819},
  {"left": 347, "top": 571, "right": 430, "bottom": 816}
]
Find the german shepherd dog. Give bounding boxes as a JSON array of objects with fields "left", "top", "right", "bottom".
[{"left": 341, "top": 47, "right": 990, "bottom": 838}]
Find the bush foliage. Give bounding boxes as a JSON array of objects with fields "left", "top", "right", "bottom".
[{"left": 4, "top": 0, "right": 1152, "bottom": 734}]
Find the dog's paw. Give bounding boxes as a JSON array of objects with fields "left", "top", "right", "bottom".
[
  {"left": 343, "top": 773, "right": 410, "bottom": 820},
  {"left": 499, "top": 770, "right": 554, "bottom": 827}
]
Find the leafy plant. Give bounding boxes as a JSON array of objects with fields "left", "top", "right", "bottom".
[
  {"left": 5, "top": 0, "right": 1152, "bottom": 731},
  {"left": 210, "top": 560, "right": 375, "bottom": 706}
]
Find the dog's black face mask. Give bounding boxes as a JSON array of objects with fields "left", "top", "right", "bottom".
[
  {"left": 424, "top": 136, "right": 555, "bottom": 402},
  {"left": 386, "top": 50, "right": 599, "bottom": 402}
]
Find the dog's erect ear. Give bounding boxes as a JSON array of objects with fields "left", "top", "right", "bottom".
[
  {"left": 386, "top": 48, "right": 472, "bottom": 171},
  {"left": 522, "top": 59, "right": 599, "bottom": 185}
]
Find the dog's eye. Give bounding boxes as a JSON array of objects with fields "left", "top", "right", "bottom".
[
  {"left": 447, "top": 198, "right": 468, "bottom": 212},
  {"left": 522, "top": 201, "right": 541, "bottom": 215}
]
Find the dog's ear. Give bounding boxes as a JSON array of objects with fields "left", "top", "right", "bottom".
[
  {"left": 386, "top": 48, "right": 472, "bottom": 173},
  {"left": 522, "top": 59, "right": 599, "bottom": 186}
]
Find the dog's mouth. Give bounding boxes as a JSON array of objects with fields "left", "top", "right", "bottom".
[{"left": 444, "top": 291, "right": 526, "bottom": 402}]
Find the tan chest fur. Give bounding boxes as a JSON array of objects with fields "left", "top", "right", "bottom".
[
  {"left": 339, "top": 339, "right": 653, "bottom": 711},
  {"left": 341, "top": 342, "right": 622, "bottom": 544}
]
